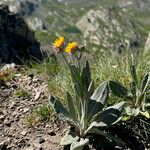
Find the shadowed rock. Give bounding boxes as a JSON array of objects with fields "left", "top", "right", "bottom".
[{"left": 0, "top": 5, "right": 43, "bottom": 64}]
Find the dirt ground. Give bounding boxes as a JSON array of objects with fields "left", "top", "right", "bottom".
[{"left": 0, "top": 69, "right": 65, "bottom": 150}]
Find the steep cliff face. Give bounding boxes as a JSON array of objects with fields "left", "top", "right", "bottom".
[
  {"left": 0, "top": 0, "right": 149, "bottom": 55},
  {"left": 0, "top": 5, "right": 42, "bottom": 63}
]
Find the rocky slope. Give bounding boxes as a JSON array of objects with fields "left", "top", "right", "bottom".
[
  {"left": 76, "top": 6, "right": 140, "bottom": 53},
  {"left": 0, "top": 65, "right": 64, "bottom": 150},
  {"left": 0, "top": 0, "right": 150, "bottom": 57}
]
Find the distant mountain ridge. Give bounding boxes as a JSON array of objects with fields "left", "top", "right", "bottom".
[{"left": 0, "top": 0, "right": 150, "bottom": 53}]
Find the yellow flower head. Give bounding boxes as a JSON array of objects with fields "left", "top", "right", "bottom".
[
  {"left": 65, "top": 42, "right": 77, "bottom": 53},
  {"left": 53, "top": 37, "right": 64, "bottom": 49}
]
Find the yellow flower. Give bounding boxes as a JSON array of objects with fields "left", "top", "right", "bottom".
[
  {"left": 53, "top": 37, "right": 64, "bottom": 49},
  {"left": 65, "top": 42, "right": 77, "bottom": 53}
]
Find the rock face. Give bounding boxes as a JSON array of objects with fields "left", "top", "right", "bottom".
[
  {"left": 0, "top": 0, "right": 46, "bottom": 31},
  {"left": 0, "top": 0, "right": 39, "bottom": 15},
  {"left": 27, "top": 17, "right": 46, "bottom": 31},
  {"left": 0, "top": 5, "right": 42, "bottom": 63},
  {"left": 76, "top": 7, "right": 140, "bottom": 52}
]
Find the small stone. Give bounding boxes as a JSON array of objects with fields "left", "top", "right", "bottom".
[
  {"left": 34, "top": 90, "right": 41, "bottom": 101},
  {"left": 24, "top": 146, "right": 34, "bottom": 150},
  {"left": 38, "top": 137, "right": 45, "bottom": 144},
  {"left": 33, "top": 77, "right": 39, "bottom": 83},
  {"left": 12, "top": 111, "right": 18, "bottom": 117},
  {"left": 0, "top": 114, "right": 6, "bottom": 122},
  {"left": 48, "top": 130, "right": 56, "bottom": 136},
  {"left": 28, "top": 74, "right": 34, "bottom": 79},
  {"left": 0, "top": 138, "right": 11, "bottom": 149},
  {"left": 20, "top": 130, "right": 27, "bottom": 136},
  {"left": 23, "top": 108, "right": 30, "bottom": 113},
  {"left": 4, "top": 120, "right": 11, "bottom": 127},
  {"left": 34, "top": 142, "right": 42, "bottom": 150},
  {"left": 45, "top": 124, "right": 50, "bottom": 128},
  {"left": 0, "top": 141, "right": 6, "bottom": 149},
  {"left": 11, "top": 84, "right": 18, "bottom": 89},
  {"left": 10, "top": 101, "right": 16, "bottom": 109}
]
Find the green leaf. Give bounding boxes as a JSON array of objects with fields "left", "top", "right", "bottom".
[
  {"left": 141, "top": 73, "right": 150, "bottom": 93},
  {"left": 69, "top": 64, "right": 84, "bottom": 98},
  {"left": 130, "top": 65, "right": 138, "bottom": 85},
  {"left": 88, "top": 81, "right": 109, "bottom": 119},
  {"left": 60, "top": 133, "right": 79, "bottom": 145},
  {"left": 71, "top": 138, "right": 89, "bottom": 150},
  {"left": 122, "top": 116, "right": 131, "bottom": 121},
  {"left": 49, "top": 95, "right": 69, "bottom": 118},
  {"left": 97, "top": 101, "right": 125, "bottom": 123},
  {"left": 86, "top": 127, "right": 108, "bottom": 136},
  {"left": 95, "top": 102, "right": 125, "bottom": 124},
  {"left": 81, "top": 61, "right": 91, "bottom": 91},
  {"left": 110, "top": 101, "right": 126, "bottom": 111},
  {"left": 87, "top": 100, "right": 104, "bottom": 120},
  {"left": 90, "top": 81, "right": 109, "bottom": 105},
  {"left": 86, "top": 102, "right": 125, "bottom": 132},
  {"left": 140, "top": 111, "right": 150, "bottom": 119},
  {"left": 125, "top": 106, "right": 140, "bottom": 116},
  {"left": 137, "top": 93, "right": 146, "bottom": 107},
  {"left": 109, "top": 80, "right": 132, "bottom": 99},
  {"left": 145, "top": 102, "right": 150, "bottom": 109},
  {"left": 86, "top": 127, "right": 125, "bottom": 146},
  {"left": 86, "top": 121, "right": 107, "bottom": 133},
  {"left": 130, "top": 81, "right": 136, "bottom": 98},
  {"left": 67, "top": 92, "right": 78, "bottom": 122}
]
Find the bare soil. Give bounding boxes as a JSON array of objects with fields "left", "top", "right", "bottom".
[{"left": 0, "top": 69, "right": 65, "bottom": 150}]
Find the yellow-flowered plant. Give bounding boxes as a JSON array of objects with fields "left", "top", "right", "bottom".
[
  {"left": 53, "top": 37, "right": 64, "bottom": 49},
  {"left": 49, "top": 41, "right": 125, "bottom": 149},
  {"left": 65, "top": 42, "right": 77, "bottom": 53}
]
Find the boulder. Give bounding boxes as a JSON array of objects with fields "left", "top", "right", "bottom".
[{"left": 0, "top": 5, "right": 43, "bottom": 63}]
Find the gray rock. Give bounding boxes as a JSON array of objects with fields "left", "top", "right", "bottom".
[
  {"left": 4, "top": 119, "right": 11, "bottom": 127},
  {"left": 20, "top": 130, "right": 27, "bottom": 136},
  {"left": 27, "top": 17, "right": 46, "bottom": 31},
  {"left": 38, "top": 137, "right": 45, "bottom": 144},
  {"left": 0, "top": 5, "right": 42, "bottom": 63},
  {"left": 0, "top": 138, "right": 11, "bottom": 149}
]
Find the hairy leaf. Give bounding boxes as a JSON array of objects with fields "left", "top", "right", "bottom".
[
  {"left": 141, "top": 73, "right": 150, "bottom": 93},
  {"left": 90, "top": 81, "right": 109, "bottom": 104},
  {"left": 109, "top": 80, "right": 132, "bottom": 99},
  {"left": 69, "top": 64, "right": 84, "bottom": 98},
  {"left": 81, "top": 61, "right": 91, "bottom": 92},
  {"left": 130, "top": 65, "right": 138, "bottom": 85},
  {"left": 89, "top": 81, "right": 109, "bottom": 119},
  {"left": 125, "top": 107, "right": 140, "bottom": 116},
  {"left": 86, "top": 121, "right": 107, "bottom": 133},
  {"left": 94, "top": 102, "right": 125, "bottom": 126},
  {"left": 49, "top": 95, "right": 69, "bottom": 118},
  {"left": 71, "top": 138, "right": 89, "bottom": 150},
  {"left": 67, "top": 92, "right": 78, "bottom": 122},
  {"left": 130, "top": 81, "right": 136, "bottom": 98},
  {"left": 86, "top": 127, "right": 126, "bottom": 146},
  {"left": 86, "top": 102, "right": 125, "bottom": 132},
  {"left": 60, "top": 133, "right": 79, "bottom": 145},
  {"left": 140, "top": 111, "right": 150, "bottom": 119}
]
